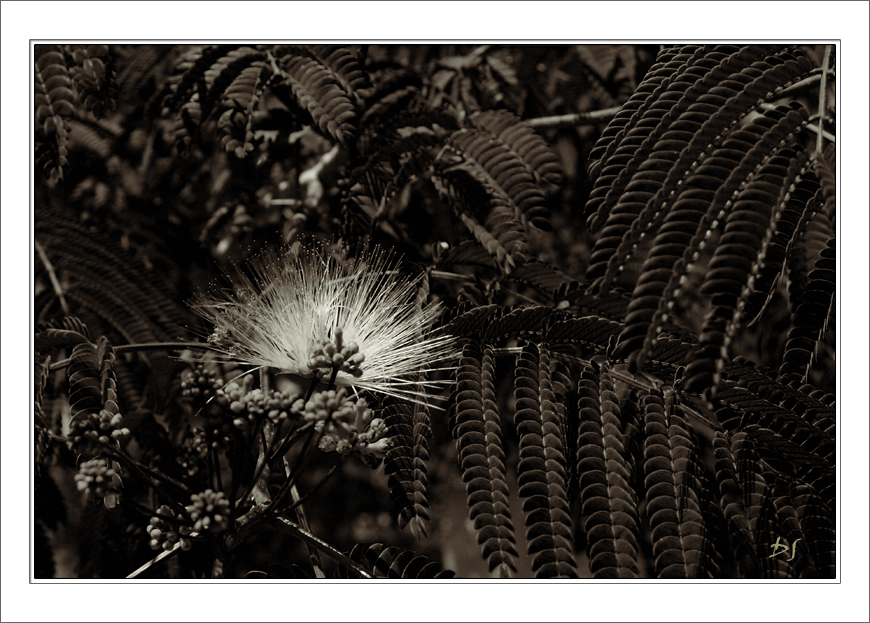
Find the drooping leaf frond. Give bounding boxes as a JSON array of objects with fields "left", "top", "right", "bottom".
[
  {"left": 275, "top": 45, "right": 370, "bottom": 145},
  {"left": 382, "top": 396, "right": 431, "bottom": 540},
  {"left": 338, "top": 542, "right": 455, "bottom": 578},
  {"left": 641, "top": 391, "right": 722, "bottom": 577},
  {"left": 514, "top": 343, "right": 577, "bottom": 578},
  {"left": 576, "top": 361, "right": 640, "bottom": 578},
  {"left": 449, "top": 341, "right": 518, "bottom": 577},
  {"left": 35, "top": 45, "right": 76, "bottom": 182}
]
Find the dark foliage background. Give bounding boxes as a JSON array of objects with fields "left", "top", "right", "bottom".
[{"left": 33, "top": 43, "right": 836, "bottom": 579}]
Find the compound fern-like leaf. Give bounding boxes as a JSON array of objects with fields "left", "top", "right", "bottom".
[
  {"left": 780, "top": 236, "right": 835, "bottom": 381},
  {"left": 382, "top": 396, "right": 430, "bottom": 539},
  {"left": 576, "top": 361, "right": 641, "bottom": 578},
  {"left": 713, "top": 430, "right": 795, "bottom": 578},
  {"left": 69, "top": 44, "right": 118, "bottom": 119},
  {"left": 339, "top": 543, "right": 455, "bottom": 578},
  {"left": 514, "top": 343, "right": 577, "bottom": 578},
  {"left": 35, "top": 46, "right": 76, "bottom": 182},
  {"left": 469, "top": 109, "right": 563, "bottom": 186},
  {"left": 448, "top": 341, "right": 518, "bottom": 576},
  {"left": 683, "top": 146, "right": 814, "bottom": 397},
  {"left": 277, "top": 45, "right": 369, "bottom": 145},
  {"left": 616, "top": 105, "right": 811, "bottom": 371},
  {"left": 445, "top": 126, "right": 552, "bottom": 231},
  {"left": 217, "top": 59, "right": 273, "bottom": 158},
  {"left": 642, "top": 391, "right": 722, "bottom": 577}
]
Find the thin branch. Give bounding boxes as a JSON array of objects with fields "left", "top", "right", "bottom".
[
  {"left": 49, "top": 341, "right": 223, "bottom": 371},
  {"left": 776, "top": 71, "right": 833, "bottom": 100},
  {"left": 110, "top": 449, "right": 192, "bottom": 498},
  {"left": 284, "top": 453, "right": 349, "bottom": 514},
  {"left": 429, "top": 269, "right": 476, "bottom": 283},
  {"left": 527, "top": 106, "right": 623, "bottom": 130},
  {"left": 35, "top": 240, "right": 70, "bottom": 315},
  {"left": 816, "top": 45, "right": 832, "bottom": 155},
  {"left": 127, "top": 545, "right": 180, "bottom": 578},
  {"left": 289, "top": 484, "right": 326, "bottom": 578},
  {"left": 758, "top": 103, "right": 835, "bottom": 144},
  {"left": 270, "top": 516, "right": 374, "bottom": 579}
]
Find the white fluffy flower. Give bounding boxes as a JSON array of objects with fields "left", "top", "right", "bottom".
[{"left": 192, "top": 243, "right": 457, "bottom": 403}]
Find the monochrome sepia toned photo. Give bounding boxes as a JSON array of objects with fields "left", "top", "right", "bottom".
[{"left": 33, "top": 42, "right": 837, "bottom": 581}]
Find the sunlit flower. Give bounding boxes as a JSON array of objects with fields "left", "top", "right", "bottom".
[{"left": 191, "top": 243, "right": 458, "bottom": 403}]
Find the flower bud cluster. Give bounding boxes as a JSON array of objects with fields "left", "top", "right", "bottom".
[
  {"left": 75, "top": 457, "right": 122, "bottom": 500},
  {"left": 199, "top": 374, "right": 251, "bottom": 447},
  {"left": 181, "top": 364, "right": 223, "bottom": 403},
  {"left": 68, "top": 408, "right": 130, "bottom": 454},
  {"left": 214, "top": 375, "right": 302, "bottom": 432},
  {"left": 307, "top": 327, "right": 365, "bottom": 378},
  {"left": 302, "top": 388, "right": 391, "bottom": 458},
  {"left": 176, "top": 429, "right": 209, "bottom": 478},
  {"left": 185, "top": 489, "right": 230, "bottom": 533},
  {"left": 148, "top": 505, "right": 193, "bottom": 552}
]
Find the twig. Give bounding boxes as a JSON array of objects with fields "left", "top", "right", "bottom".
[
  {"left": 267, "top": 422, "right": 314, "bottom": 464},
  {"left": 758, "top": 103, "right": 835, "bottom": 144},
  {"left": 127, "top": 543, "right": 181, "bottom": 578},
  {"left": 527, "top": 106, "right": 623, "bottom": 130},
  {"left": 776, "top": 71, "right": 832, "bottom": 100},
  {"left": 285, "top": 454, "right": 349, "bottom": 514},
  {"left": 90, "top": 438, "right": 191, "bottom": 499},
  {"left": 35, "top": 240, "right": 70, "bottom": 315},
  {"left": 289, "top": 484, "right": 326, "bottom": 578},
  {"left": 816, "top": 45, "right": 832, "bottom": 155},
  {"left": 270, "top": 516, "right": 374, "bottom": 579},
  {"left": 49, "top": 341, "right": 223, "bottom": 371},
  {"left": 429, "top": 269, "right": 475, "bottom": 283}
]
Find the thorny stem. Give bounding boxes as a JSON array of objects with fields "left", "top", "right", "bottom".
[
  {"left": 270, "top": 516, "right": 374, "bottom": 579},
  {"left": 35, "top": 240, "right": 70, "bottom": 315}
]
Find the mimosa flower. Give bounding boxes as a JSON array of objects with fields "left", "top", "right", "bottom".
[{"left": 192, "top": 243, "right": 458, "bottom": 404}]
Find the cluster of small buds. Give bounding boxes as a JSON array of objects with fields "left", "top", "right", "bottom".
[
  {"left": 148, "top": 505, "right": 193, "bottom": 552},
  {"left": 185, "top": 489, "right": 230, "bottom": 533},
  {"left": 204, "top": 375, "right": 258, "bottom": 447},
  {"left": 302, "top": 388, "right": 391, "bottom": 458},
  {"left": 302, "top": 387, "right": 362, "bottom": 425},
  {"left": 176, "top": 429, "right": 209, "bottom": 478},
  {"left": 307, "top": 327, "right": 365, "bottom": 378},
  {"left": 67, "top": 408, "right": 130, "bottom": 453},
  {"left": 356, "top": 417, "right": 390, "bottom": 457},
  {"left": 74, "top": 457, "right": 122, "bottom": 500},
  {"left": 215, "top": 375, "right": 302, "bottom": 431},
  {"left": 180, "top": 363, "right": 224, "bottom": 403}
]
